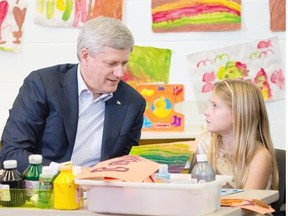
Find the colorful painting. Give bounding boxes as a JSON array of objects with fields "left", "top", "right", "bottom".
[
  {"left": 130, "top": 142, "right": 194, "bottom": 173},
  {"left": 151, "top": 0, "right": 241, "bottom": 33},
  {"left": 187, "top": 37, "right": 285, "bottom": 102},
  {"left": 125, "top": 46, "right": 172, "bottom": 88},
  {"left": 269, "top": 0, "right": 286, "bottom": 32},
  {"left": 136, "top": 84, "right": 184, "bottom": 131},
  {"left": 34, "top": 0, "right": 123, "bottom": 28},
  {"left": 0, "top": 0, "right": 28, "bottom": 53}
]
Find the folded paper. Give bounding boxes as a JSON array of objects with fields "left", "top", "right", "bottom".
[{"left": 76, "top": 155, "right": 160, "bottom": 182}]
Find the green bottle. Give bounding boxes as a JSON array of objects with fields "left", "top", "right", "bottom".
[
  {"left": 23, "top": 154, "right": 43, "bottom": 204},
  {"left": 38, "top": 166, "right": 53, "bottom": 209}
]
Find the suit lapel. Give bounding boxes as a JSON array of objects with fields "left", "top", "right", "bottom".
[
  {"left": 101, "top": 93, "right": 127, "bottom": 160},
  {"left": 58, "top": 65, "right": 78, "bottom": 149}
]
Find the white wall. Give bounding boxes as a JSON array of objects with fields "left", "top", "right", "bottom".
[{"left": 0, "top": 0, "right": 286, "bottom": 149}]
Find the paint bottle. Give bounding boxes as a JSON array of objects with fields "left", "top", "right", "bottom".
[
  {"left": 191, "top": 154, "right": 215, "bottom": 183},
  {"left": 23, "top": 154, "right": 43, "bottom": 202},
  {"left": 154, "top": 164, "right": 171, "bottom": 183},
  {"left": 53, "top": 164, "right": 80, "bottom": 210},
  {"left": 0, "top": 160, "right": 25, "bottom": 207},
  {"left": 72, "top": 166, "right": 84, "bottom": 208},
  {"left": 38, "top": 166, "right": 53, "bottom": 209}
]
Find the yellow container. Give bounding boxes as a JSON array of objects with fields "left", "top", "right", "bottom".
[{"left": 53, "top": 165, "right": 80, "bottom": 210}]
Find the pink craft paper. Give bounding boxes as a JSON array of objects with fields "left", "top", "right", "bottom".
[{"left": 76, "top": 155, "right": 160, "bottom": 182}]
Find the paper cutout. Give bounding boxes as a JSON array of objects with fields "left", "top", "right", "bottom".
[
  {"left": 34, "top": 0, "right": 123, "bottom": 28},
  {"left": 151, "top": 0, "right": 241, "bottom": 32},
  {"left": 269, "top": 0, "right": 286, "bottom": 32},
  {"left": 136, "top": 84, "right": 184, "bottom": 131},
  {"left": 0, "top": 0, "right": 28, "bottom": 53},
  {"left": 75, "top": 155, "right": 160, "bottom": 182},
  {"left": 221, "top": 198, "right": 275, "bottom": 214},
  {"left": 124, "top": 46, "right": 172, "bottom": 88},
  {"left": 187, "top": 37, "right": 285, "bottom": 103},
  {"left": 241, "top": 204, "right": 275, "bottom": 215},
  {"left": 130, "top": 142, "right": 194, "bottom": 173}
]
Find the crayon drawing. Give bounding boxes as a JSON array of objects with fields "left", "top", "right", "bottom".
[
  {"left": 34, "top": 0, "right": 123, "bottom": 28},
  {"left": 136, "top": 84, "right": 184, "bottom": 131},
  {"left": 0, "top": 0, "right": 28, "bottom": 53},
  {"left": 269, "top": 0, "right": 286, "bottom": 32},
  {"left": 130, "top": 142, "right": 194, "bottom": 173},
  {"left": 152, "top": 0, "right": 241, "bottom": 32},
  {"left": 187, "top": 37, "right": 285, "bottom": 104},
  {"left": 124, "top": 46, "right": 172, "bottom": 88}
]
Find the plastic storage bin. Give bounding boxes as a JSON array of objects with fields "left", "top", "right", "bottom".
[{"left": 75, "top": 174, "right": 230, "bottom": 216}]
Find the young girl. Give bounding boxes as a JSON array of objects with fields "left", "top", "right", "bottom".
[{"left": 194, "top": 79, "right": 278, "bottom": 190}]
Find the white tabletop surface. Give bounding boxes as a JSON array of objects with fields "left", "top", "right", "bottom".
[{"left": 0, "top": 189, "right": 279, "bottom": 216}]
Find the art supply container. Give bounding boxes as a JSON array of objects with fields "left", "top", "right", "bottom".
[{"left": 53, "top": 164, "right": 80, "bottom": 210}]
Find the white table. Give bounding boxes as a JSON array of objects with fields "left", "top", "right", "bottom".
[{"left": 0, "top": 190, "right": 279, "bottom": 216}]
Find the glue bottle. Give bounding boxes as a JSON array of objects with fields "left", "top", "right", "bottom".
[
  {"left": 53, "top": 164, "right": 80, "bottom": 210},
  {"left": 191, "top": 154, "right": 215, "bottom": 183},
  {"left": 38, "top": 166, "right": 53, "bottom": 209},
  {"left": 154, "top": 164, "right": 171, "bottom": 183}
]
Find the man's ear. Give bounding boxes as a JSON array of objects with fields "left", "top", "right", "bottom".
[{"left": 79, "top": 48, "right": 89, "bottom": 62}]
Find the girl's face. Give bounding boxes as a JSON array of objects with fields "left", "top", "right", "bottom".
[{"left": 204, "top": 92, "right": 233, "bottom": 135}]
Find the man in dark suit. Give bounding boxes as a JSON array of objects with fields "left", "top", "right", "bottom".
[{"left": 0, "top": 16, "right": 146, "bottom": 173}]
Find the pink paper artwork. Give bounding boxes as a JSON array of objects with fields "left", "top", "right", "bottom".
[
  {"left": 187, "top": 37, "right": 285, "bottom": 102},
  {"left": 34, "top": 0, "right": 123, "bottom": 28},
  {"left": 0, "top": 0, "right": 28, "bottom": 53}
]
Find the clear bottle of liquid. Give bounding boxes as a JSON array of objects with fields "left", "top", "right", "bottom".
[
  {"left": 0, "top": 160, "right": 25, "bottom": 207},
  {"left": 154, "top": 164, "right": 171, "bottom": 183},
  {"left": 23, "top": 154, "right": 43, "bottom": 200},
  {"left": 53, "top": 164, "right": 80, "bottom": 210},
  {"left": 191, "top": 154, "right": 215, "bottom": 183},
  {"left": 38, "top": 166, "right": 53, "bottom": 209}
]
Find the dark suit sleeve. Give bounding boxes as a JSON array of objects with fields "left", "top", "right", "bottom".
[{"left": 0, "top": 71, "right": 49, "bottom": 172}]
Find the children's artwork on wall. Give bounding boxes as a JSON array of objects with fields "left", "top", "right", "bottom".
[
  {"left": 136, "top": 84, "right": 184, "bottom": 131},
  {"left": 0, "top": 0, "right": 28, "bottom": 53},
  {"left": 130, "top": 142, "right": 194, "bottom": 173},
  {"left": 151, "top": 0, "right": 241, "bottom": 33},
  {"left": 187, "top": 37, "right": 285, "bottom": 105},
  {"left": 269, "top": 0, "right": 286, "bottom": 32},
  {"left": 125, "top": 46, "right": 172, "bottom": 87},
  {"left": 34, "top": 0, "right": 123, "bottom": 28}
]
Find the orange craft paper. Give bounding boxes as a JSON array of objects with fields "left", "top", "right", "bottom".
[
  {"left": 269, "top": 0, "right": 286, "bottom": 32},
  {"left": 75, "top": 155, "right": 160, "bottom": 182},
  {"left": 221, "top": 198, "right": 275, "bottom": 214},
  {"left": 241, "top": 205, "right": 275, "bottom": 215}
]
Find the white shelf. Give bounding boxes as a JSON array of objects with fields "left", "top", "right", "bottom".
[{"left": 140, "top": 124, "right": 205, "bottom": 140}]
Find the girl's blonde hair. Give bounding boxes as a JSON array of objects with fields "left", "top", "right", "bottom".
[{"left": 208, "top": 79, "right": 278, "bottom": 189}]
